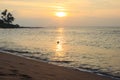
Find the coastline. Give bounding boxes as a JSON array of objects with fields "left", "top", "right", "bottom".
[
  {"left": 0, "top": 52, "right": 114, "bottom": 80},
  {"left": 0, "top": 26, "right": 44, "bottom": 29}
]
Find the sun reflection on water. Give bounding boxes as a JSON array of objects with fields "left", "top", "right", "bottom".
[
  {"left": 56, "top": 43, "right": 63, "bottom": 51},
  {"left": 52, "top": 28, "right": 66, "bottom": 61},
  {"left": 56, "top": 28, "right": 64, "bottom": 51}
]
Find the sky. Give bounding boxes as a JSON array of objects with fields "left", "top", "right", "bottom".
[{"left": 0, "top": 0, "right": 120, "bottom": 27}]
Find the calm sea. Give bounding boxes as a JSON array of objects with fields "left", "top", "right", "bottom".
[{"left": 0, "top": 26, "right": 120, "bottom": 79}]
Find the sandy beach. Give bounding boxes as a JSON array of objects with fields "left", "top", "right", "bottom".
[{"left": 0, "top": 52, "right": 114, "bottom": 80}]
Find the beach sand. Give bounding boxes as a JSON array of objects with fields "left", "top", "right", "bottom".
[{"left": 0, "top": 53, "right": 114, "bottom": 80}]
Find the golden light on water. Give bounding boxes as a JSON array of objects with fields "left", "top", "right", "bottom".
[
  {"left": 56, "top": 42, "right": 63, "bottom": 51},
  {"left": 56, "top": 28, "right": 64, "bottom": 52},
  {"left": 57, "top": 28, "right": 64, "bottom": 33},
  {"left": 52, "top": 28, "right": 66, "bottom": 61}
]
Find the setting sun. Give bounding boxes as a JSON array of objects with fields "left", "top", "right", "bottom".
[{"left": 55, "top": 12, "right": 67, "bottom": 17}]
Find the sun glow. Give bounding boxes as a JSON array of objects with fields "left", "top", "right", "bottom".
[{"left": 55, "top": 12, "right": 67, "bottom": 17}]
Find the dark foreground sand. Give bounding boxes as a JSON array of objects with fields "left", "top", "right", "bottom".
[{"left": 0, "top": 53, "right": 114, "bottom": 80}]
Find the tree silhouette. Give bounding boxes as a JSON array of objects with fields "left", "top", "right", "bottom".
[{"left": 1, "top": 9, "right": 15, "bottom": 24}]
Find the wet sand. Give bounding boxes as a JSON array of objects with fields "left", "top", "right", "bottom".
[{"left": 0, "top": 53, "right": 114, "bottom": 80}]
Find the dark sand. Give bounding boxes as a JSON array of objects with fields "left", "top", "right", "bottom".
[{"left": 0, "top": 53, "right": 114, "bottom": 80}]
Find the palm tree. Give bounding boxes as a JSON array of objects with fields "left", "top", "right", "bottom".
[
  {"left": 1, "top": 9, "right": 7, "bottom": 23},
  {"left": 1, "top": 9, "right": 7, "bottom": 16},
  {"left": 7, "top": 12, "right": 15, "bottom": 24},
  {"left": 1, "top": 9, "right": 15, "bottom": 24}
]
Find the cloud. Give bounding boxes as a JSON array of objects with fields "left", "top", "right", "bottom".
[{"left": 0, "top": 0, "right": 120, "bottom": 26}]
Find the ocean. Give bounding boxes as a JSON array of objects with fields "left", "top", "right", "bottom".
[{"left": 0, "top": 26, "right": 120, "bottom": 79}]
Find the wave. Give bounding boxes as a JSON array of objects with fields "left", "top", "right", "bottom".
[{"left": 0, "top": 47, "right": 119, "bottom": 80}]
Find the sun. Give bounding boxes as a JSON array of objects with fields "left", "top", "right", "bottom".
[{"left": 55, "top": 12, "right": 67, "bottom": 17}]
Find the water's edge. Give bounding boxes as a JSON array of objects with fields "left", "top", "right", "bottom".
[{"left": 0, "top": 49, "right": 119, "bottom": 80}]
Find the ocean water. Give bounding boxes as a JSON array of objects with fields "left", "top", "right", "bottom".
[{"left": 0, "top": 26, "right": 120, "bottom": 79}]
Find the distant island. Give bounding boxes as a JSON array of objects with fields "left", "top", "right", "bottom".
[
  {"left": 0, "top": 9, "right": 44, "bottom": 29},
  {"left": 0, "top": 9, "right": 20, "bottom": 28}
]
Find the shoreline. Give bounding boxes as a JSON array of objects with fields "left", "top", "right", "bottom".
[
  {"left": 0, "top": 26, "right": 44, "bottom": 29},
  {"left": 0, "top": 52, "right": 114, "bottom": 80}
]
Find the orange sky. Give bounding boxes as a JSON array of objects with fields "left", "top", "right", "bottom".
[{"left": 0, "top": 0, "right": 120, "bottom": 27}]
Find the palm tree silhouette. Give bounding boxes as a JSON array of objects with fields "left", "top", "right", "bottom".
[{"left": 1, "top": 9, "right": 15, "bottom": 24}]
